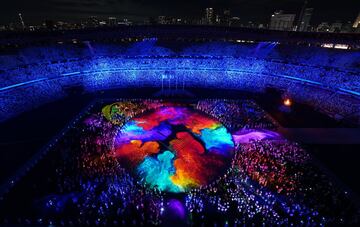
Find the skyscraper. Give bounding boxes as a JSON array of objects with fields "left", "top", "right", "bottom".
[
  {"left": 297, "top": 0, "right": 307, "bottom": 30},
  {"left": 205, "top": 8, "right": 214, "bottom": 25},
  {"left": 297, "top": 8, "right": 313, "bottom": 31},
  {"left": 353, "top": 12, "right": 360, "bottom": 28},
  {"left": 270, "top": 11, "right": 296, "bottom": 31},
  {"left": 223, "top": 10, "right": 231, "bottom": 26},
  {"left": 18, "top": 13, "right": 25, "bottom": 30}
]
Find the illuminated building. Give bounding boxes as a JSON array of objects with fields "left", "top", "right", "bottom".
[
  {"left": 205, "top": 8, "right": 214, "bottom": 25},
  {"left": 108, "top": 17, "right": 117, "bottom": 26},
  {"left": 316, "top": 22, "right": 330, "bottom": 32},
  {"left": 297, "top": 8, "right": 313, "bottom": 32},
  {"left": 329, "top": 22, "right": 342, "bottom": 33},
  {"left": 18, "top": 13, "right": 25, "bottom": 30},
  {"left": 223, "top": 10, "right": 231, "bottom": 26},
  {"left": 269, "top": 11, "right": 296, "bottom": 31},
  {"left": 158, "top": 16, "right": 167, "bottom": 25},
  {"left": 353, "top": 12, "right": 360, "bottom": 28}
]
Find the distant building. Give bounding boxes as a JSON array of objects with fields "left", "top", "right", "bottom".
[
  {"left": 156, "top": 16, "right": 185, "bottom": 25},
  {"left": 108, "top": 17, "right": 117, "bottom": 26},
  {"left": 223, "top": 10, "right": 231, "bottom": 26},
  {"left": 99, "top": 21, "right": 107, "bottom": 26},
  {"left": 296, "top": 0, "right": 311, "bottom": 31},
  {"left": 246, "top": 21, "right": 257, "bottom": 29},
  {"left": 341, "top": 21, "right": 353, "bottom": 33},
  {"left": 157, "top": 16, "right": 167, "bottom": 25},
  {"left": 353, "top": 12, "right": 360, "bottom": 28},
  {"left": 316, "top": 22, "right": 330, "bottom": 32},
  {"left": 171, "top": 18, "right": 183, "bottom": 25},
  {"left": 8, "top": 23, "right": 16, "bottom": 31},
  {"left": 329, "top": 22, "right": 342, "bottom": 32},
  {"left": 205, "top": 8, "right": 215, "bottom": 25},
  {"left": 297, "top": 8, "right": 313, "bottom": 31},
  {"left": 118, "top": 19, "right": 132, "bottom": 26},
  {"left": 44, "top": 20, "right": 55, "bottom": 30},
  {"left": 215, "top": 15, "right": 221, "bottom": 24},
  {"left": 230, "top": 17, "right": 241, "bottom": 27},
  {"left": 270, "top": 11, "right": 295, "bottom": 31},
  {"left": 18, "top": 13, "right": 26, "bottom": 30},
  {"left": 55, "top": 21, "right": 70, "bottom": 30},
  {"left": 85, "top": 16, "right": 100, "bottom": 28}
]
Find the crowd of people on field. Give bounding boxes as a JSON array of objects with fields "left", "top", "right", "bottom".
[{"left": 1, "top": 99, "right": 359, "bottom": 226}]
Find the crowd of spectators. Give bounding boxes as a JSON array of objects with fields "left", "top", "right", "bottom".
[
  {"left": 197, "top": 99, "right": 278, "bottom": 131},
  {"left": 1, "top": 42, "right": 359, "bottom": 123}
]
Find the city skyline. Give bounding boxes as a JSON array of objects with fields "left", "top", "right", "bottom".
[{"left": 1, "top": 0, "right": 359, "bottom": 25}]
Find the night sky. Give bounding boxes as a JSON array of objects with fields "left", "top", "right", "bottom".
[{"left": 1, "top": 0, "right": 359, "bottom": 25}]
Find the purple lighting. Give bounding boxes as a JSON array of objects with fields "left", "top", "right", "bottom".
[
  {"left": 232, "top": 128, "right": 283, "bottom": 144},
  {"left": 167, "top": 199, "right": 186, "bottom": 219}
]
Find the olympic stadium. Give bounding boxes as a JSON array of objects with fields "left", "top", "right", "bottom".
[{"left": 0, "top": 26, "right": 360, "bottom": 226}]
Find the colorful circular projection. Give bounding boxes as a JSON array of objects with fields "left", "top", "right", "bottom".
[{"left": 113, "top": 106, "right": 235, "bottom": 193}]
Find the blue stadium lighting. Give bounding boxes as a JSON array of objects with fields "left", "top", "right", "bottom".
[
  {"left": 279, "top": 74, "right": 322, "bottom": 85},
  {"left": 3, "top": 68, "right": 358, "bottom": 98},
  {"left": 0, "top": 78, "right": 48, "bottom": 92},
  {"left": 0, "top": 36, "right": 359, "bottom": 226},
  {"left": 0, "top": 41, "right": 359, "bottom": 123},
  {"left": 61, "top": 72, "right": 81, "bottom": 76},
  {"left": 338, "top": 88, "right": 360, "bottom": 96}
]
